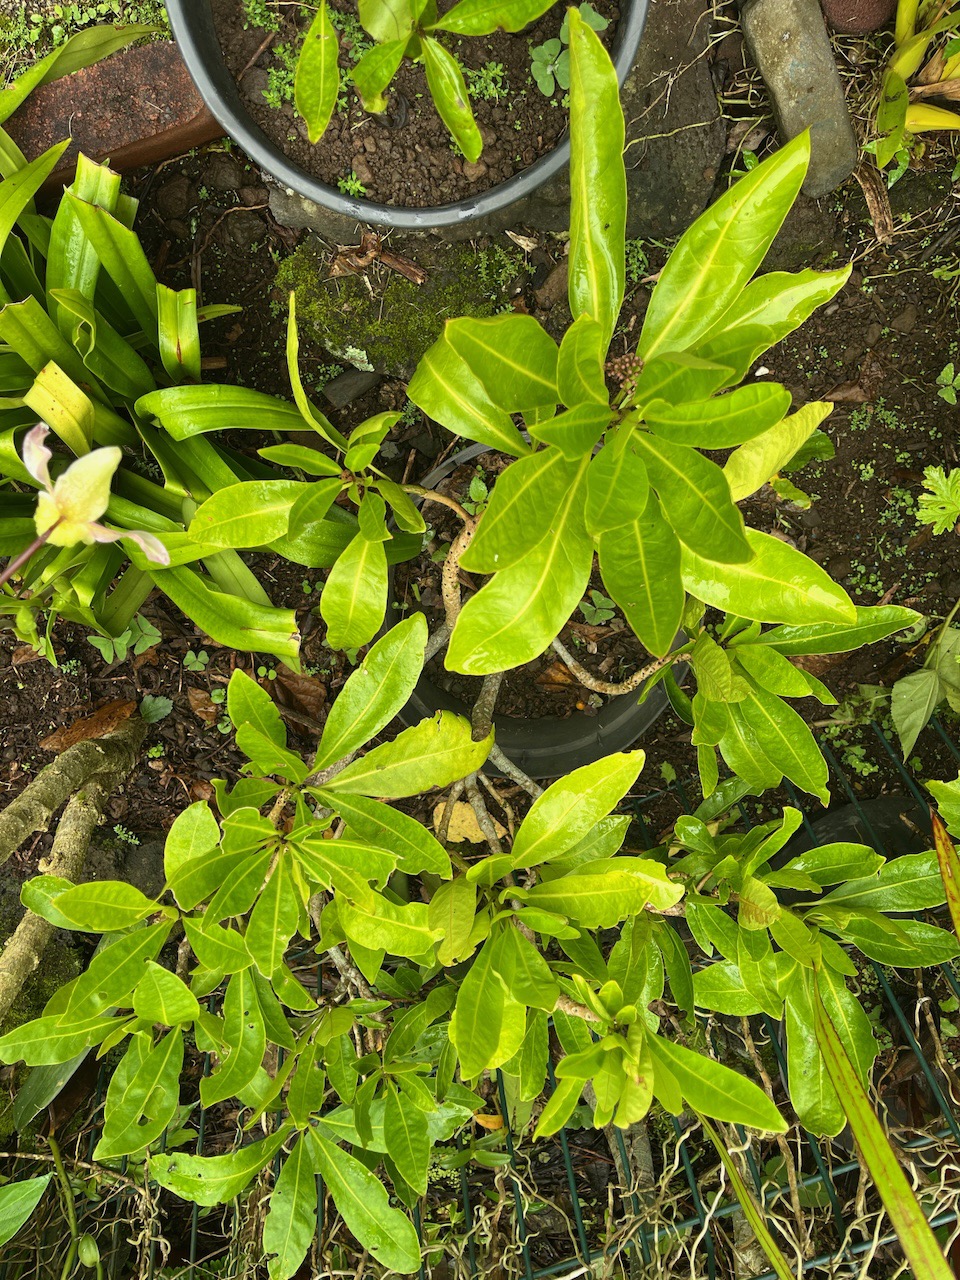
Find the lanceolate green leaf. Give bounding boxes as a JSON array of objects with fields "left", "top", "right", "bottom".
[
  {"left": 754, "top": 605, "right": 921, "bottom": 655},
  {"left": 320, "top": 529, "right": 388, "bottom": 651},
  {"left": 246, "top": 857, "right": 300, "bottom": 978},
  {"left": 681, "top": 530, "right": 856, "bottom": 626},
  {"left": 0, "top": 1177, "right": 51, "bottom": 1248},
  {"left": 725, "top": 401, "right": 833, "bottom": 501},
  {"left": 0, "top": 1014, "right": 118, "bottom": 1066},
  {"left": 201, "top": 970, "right": 266, "bottom": 1107},
  {"left": 151, "top": 1130, "right": 289, "bottom": 1207},
  {"left": 228, "top": 667, "right": 286, "bottom": 748},
  {"left": 95, "top": 1028, "right": 184, "bottom": 1159},
  {"left": 309, "top": 1133, "right": 420, "bottom": 1272},
  {"left": 64, "top": 193, "right": 159, "bottom": 340},
  {"left": 408, "top": 330, "right": 530, "bottom": 457},
  {"left": 444, "top": 315, "right": 558, "bottom": 413},
  {"left": 330, "top": 793, "right": 451, "bottom": 876},
  {"left": 190, "top": 481, "right": 303, "bottom": 549},
  {"left": 49, "top": 880, "right": 158, "bottom": 931},
  {"left": 735, "top": 682, "right": 829, "bottom": 804},
  {"left": 645, "top": 384, "right": 791, "bottom": 448},
  {"left": 632, "top": 431, "right": 750, "bottom": 563},
  {"left": 640, "top": 133, "right": 810, "bottom": 360},
  {"left": 813, "top": 982, "right": 954, "bottom": 1280},
  {"left": 433, "top": 0, "right": 554, "bottom": 35},
  {"left": 295, "top": 0, "right": 341, "bottom": 144},
  {"left": 421, "top": 38, "right": 482, "bottom": 162},
  {"left": 263, "top": 1136, "right": 318, "bottom": 1280},
  {"left": 462, "top": 449, "right": 587, "bottom": 575},
  {"left": 567, "top": 11, "right": 625, "bottom": 346},
  {"left": 558, "top": 314, "right": 609, "bottom": 407},
  {"left": 61, "top": 922, "right": 172, "bottom": 1023},
  {"left": 0, "top": 142, "right": 71, "bottom": 262},
  {"left": 450, "top": 937, "right": 526, "bottom": 1079},
  {"left": 520, "top": 859, "right": 682, "bottom": 927},
  {"left": 137, "top": 385, "right": 306, "bottom": 441},
  {"left": 584, "top": 440, "right": 649, "bottom": 536},
  {"left": 647, "top": 1034, "right": 786, "bottom": 1132},
  {"left": 325, "top": 711, "right": 492, "bottom": 797},
  {"left": 157, "top": 284, "right": 201, "bottom": 383},
  {"left": 352, "top": 40, "right": 408, "bottom": 112},
  {"left": 314, "top": 614, "right": 427, "bottom": 769},
  {"left": 132, "top": 963, "right": 200, "bottom": 1026},
  {"left": 384, "top": 1082, "right": 430, "bottom": 1195},
  {"left": 598, "top": 494, "right": 684, "bottom": 657}
]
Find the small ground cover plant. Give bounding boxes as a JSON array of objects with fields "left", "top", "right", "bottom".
[{"left": 874, "top": 0, "right": 960, "bottom": 171}]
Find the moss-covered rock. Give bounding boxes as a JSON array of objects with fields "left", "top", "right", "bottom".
[{"left": 275, "top": 240, "right": 522, "bottom": 378}]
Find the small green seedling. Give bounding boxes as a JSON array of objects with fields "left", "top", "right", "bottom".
[
  {"left": 917, "top": 466, "right": 960, "bottom": 535},
  {"left": 530, "top": 3, "right": 607, "bottom": 95},
  {"left": 463, "top": 470, "right": 490, "bottom": 516},
  {"left": 937, "top": 363, "right": 960, "bottom": 405},
  {"left": 580, "top": 590, "right": 616, "bottom": 625},
  {"left": 87, "top": 614, "right": 161, "bottom": 664},
  {"left": 140, "top": 694, "right": 173, "bottom": 724},
  {"left": 257, "top": 665, "right": 278, "bottom": 680},
  {"left": 337, "top": 171, "right": 368, "bottom": 198},
  {"left": 184, "top": 648, "right": 210, "bottom": 672}
]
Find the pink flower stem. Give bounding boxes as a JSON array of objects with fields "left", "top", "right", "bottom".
[{"left": 0, "top": 523, "right": 59, "bottom": 592}]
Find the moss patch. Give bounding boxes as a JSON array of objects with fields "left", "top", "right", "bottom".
[{"left": 276, "top": 241, "right": 515, "bottom": 377}]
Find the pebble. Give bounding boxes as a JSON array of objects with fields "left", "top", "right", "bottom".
[
  {"left": 462, "top": 160, "right": 488, "bottom": 182},
  {"left": 534, "top": 261, "right": 569, "bottom": 311},
  {"left": 799, "top": 508, "right": 821, "bottom": 529},
  {"left": 827, "top": 556, "right": 850, "bottom": 579},
  {"left": 864, "top": 322, "right": 883, "bottom": 346},
  {"left": 890, "top": 304, "right": 918, "bottom": 334},
  {"left": 205, "top": 153, "right": 243, "bottom": 192},
  {"left": 156, "top": 174, "right": 195, "bottom": 221},
  {"left": 239, "top": 184, "right": 268, "bottom": 207},
  {"left": 352, "top": 157, "right": 374, "bottom": 186}
]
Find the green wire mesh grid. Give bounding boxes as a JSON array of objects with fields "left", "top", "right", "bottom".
[{"left": 2, "top": 716, "right": 960, "bottom": 1279}]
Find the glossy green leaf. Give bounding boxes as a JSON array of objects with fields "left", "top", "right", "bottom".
[
  {"left": 330, "top": 793, "right": 451, "bottom": 876},
  {"left": 681, "top": 529, "right": 856, "bottom": 625},
  {"left": 421, "top": 38, "right": 482, "bottom": 161},
  {"left": 95, "top": 1028, "right": 183, "bottom": 1159},
  {"left": 201, "top": 970, "right": 266, "bottom": 1107},
  {"left": 309, "top": 1130, "right": 421, "bottom": 1273},
  {"left": 734, "top": 683, "right": 828, "bottom": 804},
  {"left": 447, "top": 465, "right": 592, "bottom": 674},
  {"left": 149, "top": 565, "right": 300, "bottom": 668},
  {"left": 190, "top": 481, "right": 302, "bottom": 549},
  {"left": 133, "top": 963, "right": 200, "bottom": 1026},
  {"left": 408, "top": 328, "right": 530, "bottom": 456},
  {"left": 327, "top": 711, "right": 492, "bottom": 797},
  {"left": 533, "top": 1075, "right": 584, "bottom": 1138},
  {"left": 182, "top": 916, "right": 251, "bottom": 974},
  {"left": 295, "top": 0, "right": 340, "bottom": 143},
  {"left": 63, "top": 193, "right": 158, "bottom": 339},
  {"left": 384, "top": 1082, "right": 430, "bottom": 1195},
  {"left": 696, "top": 268, "right": 850, "bottom": 382},
  {"left": 782, "top": 841, "right": 883, "bottom": 886},
  {"left": 285, "top": 295, "right": 348, "bottom": 450},
  {"left": 597, "top": 493, "right": 684, "bottom": 658},
  {"left": 320, "top": 530, "right": 387, "bottom": 651},
  {"left": 891, "top": 667, "right": 941, "bottom": 758},
  {"left": 876, "top": 70, "right": 910, "bottom": 169},
  {"left": 645, "top": 383, "right": 791, "bottom": 447},
  {"left": 631, "top": 430, "right": 750, "bottom": 562},
  {"left": 567, "top": 11, "right": 624, "bottom": 346},
  {"left": 340, "top": 894, "right": 441, "bottom": 959},
  {"left": 756, "top": 605, "right": 921, "bottom": 655},
  {"left": 647, "top": 1034, "right": 786, "bottom": 1131},
  {"left": 444, "top": 314, "right": 558, "bottom": 413},
  {"left": 527, "top": 402, "right": 611, "bottom": 459},
  {"left": 718, "top": 711, "right": 783, "bottom": 793},
  {"left": 228, "top": 668, "right": 286, "bottom": 748},
  {"left": 258, "top": 443, "right": 341, "bottom": 476},
  {"left": 433, "top": 0, "right": 554, "bottom": 34},
  {"left": 584, "top": 439, "right": 649, "bottom": 535},
  {"left": 246, "top": 858, "right": 301, "bottom": 979},
  {"left": 693, "top": 961, "right": 763, "bottom": 1016},
  {"left": 292, "top": 835, "right": 396, "bottom": 908},
  {"left": 429, "top": 876, "right": 479, "bottom": 965},
  {"left": 60, "top": 923, "right": 172, "bottom": 1023},
  {"left": 0, "top": 142, "right": 70, "bottom": 263},
  {"left": 49, "top": 880, "right": 159, "bottom": 932},
  {"left": 450, "top": 937, "right": 526, "bottom": 1079},
  {"left": 263, "top": 1135, "right": 317, "bottom": 1280},
  {"left": 632, "top": 352, "right": 734, "bottom": 407},
  {"left": 137, "top": 384, "right": 306, "bottom": 441},
  {"left": 813, "top": 982, "right": 954, "bottom": 1280},
  {"left": 822, "top": 850, "right": 945, "bottom": 914},
  {"left": 151, "top": 1130, "right": 289, "bottom": 1207},
  {"left": 519, "top": 859, "right": 682, "bottom": 927},
  {"left": 640, "top": 133, "right": 809, "bottom": 360},
  {"left": 0, "top": 1013, "right": 118, "bottom": 1066},
  {"left": 725, "top": 401, "right": 833, "bottom": 501},
  {"left": 834, "top": 916, "right": 959, "bottom": 967},
  {"left": 352, "top": 39, "right": 408, "bottom": 111},
  {"left": 0, "top": 1177, "right": 51, "bottom": 1247},
  {"left": 163, "top": 802, "right": 220, "bottom": 883},
  {"left": 157, "top": 284, "right": 201, "bottom": 383},
  {"left": 314, "top": 613, "right": 427, "bottom": 769},
  {"left": 558, "top": 314, "right": 609, "bottom": 407}
]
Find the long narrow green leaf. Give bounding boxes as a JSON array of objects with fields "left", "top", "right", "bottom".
[
  {"left": 813, "top": 979, "right": 954, "bottom": 1280},
  {"left": 932, "top": 811, "right": 960, "bottom": 945}
]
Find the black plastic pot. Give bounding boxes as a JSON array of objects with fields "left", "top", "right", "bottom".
[
  {"left": 392, "top": 443, "right": 677, "bottom": 778},
  {"left": 164, "top": 0, "right": 650, "bottom": 231}
]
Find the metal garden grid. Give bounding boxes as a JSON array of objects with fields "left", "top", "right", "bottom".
[{"left": 2, "top": 718, "right": 960, "bottom": 1279}]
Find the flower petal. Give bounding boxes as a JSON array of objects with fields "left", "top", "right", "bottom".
[
  {"left": 22, "top": 424, "right": 53, "bottom": 490},
  {"left": 89, "top": 524, "right": 171, "bottom": 566},
  {"left": 51, "top": 446, "right": 122, "bottom": 524}
]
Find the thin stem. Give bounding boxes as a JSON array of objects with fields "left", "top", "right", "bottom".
[
  {"left": 47, "top": 1131, "right": 81, "bottom": 1280},
  {"left": 402, "top": 485, "right": 475, "bottom": 527},
  {"left": 0, "top": 524, "right": 57, "bottom": 591},
  {"left": 550, "top": 637, "right": 683, "bottom": 697}
]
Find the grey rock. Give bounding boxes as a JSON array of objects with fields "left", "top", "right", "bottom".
[
  {"left": 740, "top": 0, "right": 858, "bottom": 197},
  {"left": 865, "top": 322, "right": 883, "bottom": 346},
  {"left": 890, "top": 303, "right": 918, "bottom": 333},
  {"left": 156, "top": 174, "right": 195, "bottom": 222},
  {"left": 534, "top": 262, "right": 569, "bottom": 311},
  {"left": 269, "top": 0, "right": 725, "bottom": 243},
  {"left": 227, "top": 210, "right": 266, "bottom": 251},
  {"left": 322, "top": 368, "right": 382, "bottom": 409},
  {"left": 205, "top": 152, "right": 244, "bottom": 193}
]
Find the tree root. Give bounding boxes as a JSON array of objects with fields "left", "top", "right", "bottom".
[{"left": 550, "top": 636, "right": 681, "bottom": 697}]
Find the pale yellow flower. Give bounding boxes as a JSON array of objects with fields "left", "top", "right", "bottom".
[{"left": 23, "top": 425, "right": 170, "bottom": 565}]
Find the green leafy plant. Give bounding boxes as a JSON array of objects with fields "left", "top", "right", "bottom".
[
  {"left": 293, "top": 0, "right": 560, "bottom": 161},
  {"left": 874, "top": 0, "right": 960, "bottom": 171},
  {"left": 936, "top": 361, "right": 960, "bottom": 403},
  {"left": 184, "top": 648, "right": 209, "bottom": 672},
  {"left": 86, "top": 612, "right": 160, "bottom": 663},
  {"left": 580, "top": 588, "right": 615, "bottom": 624},
  {"left": 917, "top": 464, "right": 960, "bottom": 534},
  {"left": 530, "top": 1, "right": 607, "bottom": 94},
  {"left": 336, "top": 170, "right": 368, "bottom": 198},
  {"left": 139, "top": 693, "right": 172, "bottom": 723},
  {"left": 888, "top": 601, "right": 960, "bottom": 756}
]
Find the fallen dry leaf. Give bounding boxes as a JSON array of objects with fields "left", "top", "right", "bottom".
[
  {"left": 432, "top": 800, "right": 506, "bottom": 843},
  {"left": 189, "top": 779, "right": 214, "bottom": 803},
  {"left": 272, "top": 665, "right": 327, "bottom": 727},
  {"left": 535, "top": 661, "right": 578, "bottom": 688},
  {"left": 188, "top": 687, "right": 218, "bottom": 726},
  {"left": 473, "top": 1113, "right": 504, "bottom": 1131},
  {"left": 12, "top": 645, "right": 41, "bottom": 665},
  {"left": 40, "top": 699, "right": 136, "bottom": 752}
]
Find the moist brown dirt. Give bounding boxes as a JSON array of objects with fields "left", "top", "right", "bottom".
[{"left": 209, "top": 0, "right": 618, "bottom": 207}]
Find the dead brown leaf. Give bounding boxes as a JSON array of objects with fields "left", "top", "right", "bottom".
[
  {"left": 188, "top": 688, "right": 218, "bottom": 726},
  {"left": 40, "top": 699, "right": 136, "bottom": 752},
  {"left": 12, "top": 645, "right": 41, "bottom": 665},
  {"left": 474, "top": 1113, "right": 503, "bottom": 1131},
  {"left": 535, "top": 661, "right": 578, "bottom": 688},
  {"left": 854, "top": 164, "right": 894, "bottom": 245},
  {"left": 189, "top": 779, "right": 214, "bottom": 803},
  {"left": 432, "top": 800, "right": 506, "bottom": 843},
  {"left": 272, "top": 665, "right": 327, "bottom": 727},
  {"left": 824, "top": 380, "right": 869, "bottom": 403}
]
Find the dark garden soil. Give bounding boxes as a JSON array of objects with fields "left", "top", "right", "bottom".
[{"left": 210, "top": 0, "right": 619, "bottom": 207}]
